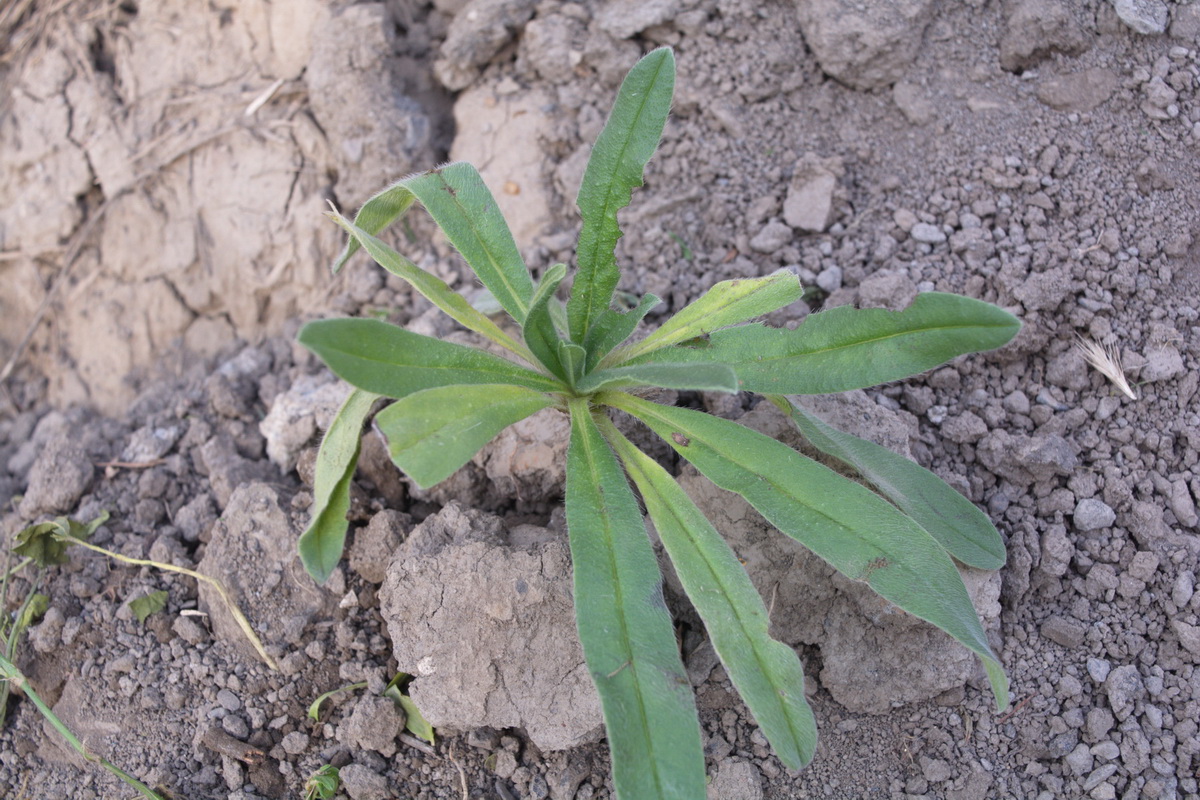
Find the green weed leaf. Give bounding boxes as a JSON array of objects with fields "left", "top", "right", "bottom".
[
  {"left": 17, "top": 593, "right": 49, "bottom": 629},
  {"left": 575, "top": 363, "right": 738, "bottom": 394},
  {"left": 605, "top": 422, "right": 817, "bottom": 770},
  {"left": 299, "top": 318, "right": 561, "bottom": 398},
  {"left": 633, "top": 292, "right": 1020, "bottom": 393},
  {"left": 771, "top": 397, "right": 1006, "bottom": 570},
  {"left": 612, "top": 394, "right": 1009, "bottom": 711},
  {"left": 304, "top": 765, "right": 341, "bottom": 800},
  {"left": 12, "top": 511, "right": 108, "bottom": 567},
  {"left": 403, "top": 164, "right": 535, "bottom": 323},
  {"left": 375, "top": 384, "right": 554, "bottom": 489},
  {"left": 568, "top": 48, "right": 675, "bottom": 343},
  {"left": 522, "top": 262, "right": 571, "bottom": 381},
  {"left": 331, "top": 181, "right": 417, "bottom": 273},
  {"left": 328, "top": 209, "right": 528, "bottom": 356},
  {"left": 299, "top": 390, "right": 378, "bottom": 583},
  {"left": 565, "top": 398, "right": 704, "bottom": 799},
  {"left": 129, "top": 590, "right": 168, "bottom": 623},
  {"left": 611, "top": 270, "right": 804, "bottom": 365},
  {"left": 583, "top": 293, "right": 662, "bottom": 371},
  {"left": 383, "top": 673, "right": 436, "bottom": 744}
]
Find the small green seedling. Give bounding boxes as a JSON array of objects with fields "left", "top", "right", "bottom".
[
  {"left": 304, "top": 765, "right": 340, "bottom": 800},
  {"left": 298, "top": 48, "right": 1019, "bottom": 799}
]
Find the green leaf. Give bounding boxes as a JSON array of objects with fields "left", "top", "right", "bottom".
[
  {"left": 568, "top": 48, "right": 676, "bottom": 344},
  {"left": 609, "top": 270, "right": 804, "bottom": 365},
  {"left": 402, "top": 164, "right": 535, "bottom": 323},
  {"left": 332, "top": 182, "right": 417, "bottom": 273},
  {"left": 522, "top": 262, "right": 570, "bottom": 381},
  {"left": 383, "top": 674, "right": 436, "bottom": 744},
  {"left": 299, "top": 390, "right": 378, "bottom": 583},
  {"left": 17, "top": 593, "right": 49, "bottom": 629},
  {"left": 304, "top": 765, "right": 341, "bottom": 800},
  {"left": 328, "top": 209, "right": 529, "bottom": 357},
  {"left": 557, "top": 341, "right": 587, "bottom": 386},
  {"left": 630, "top": 293, "right": 1021, "bottom": 394},
  {"left": 307, "top": 682, "right": 368, "bottom": 721},
  {"left": 610, "top": 394, "right": 1009, "bottom": 711},
  {"left": 575, "top": 363, "right": 738, "bottom": 394},
  {"left": 565, "top": 398, "right": 704, "bottom": 800},
  {"left": 128, "top": 590, "right": 168, "bottom": 623},
  {"left": 375, "top": 384, "right": 554, "bottom": 489},
  {"left": 298, "top": 318, "right": 561, "bottom": 398},
  {"left": 12, "top": 512, "right": 108, "bottom": 567},
  {"left": 771, "top": 397, "right": 1006, "bottom": 570},
  {"left": 583, "top": 293, "right": 662, "bottom": 371},
  {"left": 603, "top": 420, "right": 817, "bottom": 770}
]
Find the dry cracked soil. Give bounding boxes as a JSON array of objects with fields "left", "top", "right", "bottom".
[{"left": 2, "top": 1, "right": 1200, "bottom": 799}]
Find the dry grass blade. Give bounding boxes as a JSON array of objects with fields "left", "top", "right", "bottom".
[{"left": 1075, "top": 335, "right": 1138, "bottom": 401}]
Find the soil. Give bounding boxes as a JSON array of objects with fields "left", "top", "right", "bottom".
[{"left": 2, "top": 1, "right": 1200, "bottom": 799}]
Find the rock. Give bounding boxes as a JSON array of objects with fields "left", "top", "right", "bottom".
[
  {"left": 978, "top": 431, "right": 1077, "bottom": 486},
  {"left": 942, "top": 411, "right": 988, "bottom": 444},
  {"left": 595, "top": 0, "right": 681, "bottom": 39},
  {"left": 1045, "top": 348, "right": 1090, "bottom": 391},
  {"left": 122, "top": 424, "right": 183, "bottom": 463},
  {"left": 1141, "top": 76, "right": 1179, "bottom": 120},
  {"left": 337, "top": 694, "right": 405, "bottom": 757},
  {"left": 707, "top": 758, "right": 763, "bottom": 800},
  {"left": 795, "top": 0, "right": 933, "bottom": 90},
  {"left": 197, "top": 484, "right": 334, "bottom": 660},
  {"left": 783, "top": 153, "right": 841, "bottom": 233},
  {"left": 1074, "top": 498, "right": 1116, "bottom": 531},
  {"left": 999, "top": 0, "right": 1087, "bottom": 72},
  {"left": 280, "top": 731, "right": 309, "bottom": 755},
  {"left": 519, "top": 15, "right": 586, "bottom": 83},
  {"left": 434, "top": 0, "right": 539, "bottom": 90},
  {"left": 857, "top": 271, "right": 917, "bottom": 311},
  {"left": 1169, "top": 480, "right": 1198, "bottom": 527},
  {"left": 1041, "top": 616, "right": 1086, "bottom": 648},
  {"left": 259, "top": 374, "right": 350, "bottom": 473},
  {"left": 1171, "top": 3, "right": 1200, "bottom": 38},
  {"left": 892, "top": 81, "right": 936, "bottom": 125},
  {"left": 339, "top": 763, "right": 389, "bottom": 800},
  {"left": 1036, "top": 68, "right": 1119, "bottom": 113},
  {"left": 1141, "top": 343, "right": 1184, "bottom": 383},
  {"left": 910, "top": 222, "right": 947, "bottom": 244},
  {"left": 18, "top": 435, "right": 93, "bottom": 518},
  {"left": 1104, "top": 664, "right": 1144, "bottom": 720},
  {"left": 198, "top": 435, "right": 276, "bottom": 510},
  {"left": 349, "top": 510, "right": 410, "bottom": 584},
  {"left": 816, "top": 265, "right": 843, "bottom": 294},
  {"left": 1012, "top": 268, "right": 1072, "bottom": 312},
  {"left": 378, "top": 503, "right": 602, "bottom": 750},
  {"left": 306, "top": 4, "right": 435, "bottom": 206},
  {"left": 750, "top": 219, "right": 793, "bottom": 254},
  {"left": 1172, "top": 620, "right": 1200, "bottom": 658},
  {"left": 1114, "top": 0, "right": 1169, "bottom": 34}
]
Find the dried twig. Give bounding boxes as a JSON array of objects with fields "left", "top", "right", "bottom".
[{"left": 1075, "top": 335, "right": 1138, "bottom": 400}]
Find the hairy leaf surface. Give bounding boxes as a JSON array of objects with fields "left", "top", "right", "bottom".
[
  {"left": 568, "top": 48, "right": 675, "bottom": 343},
  {"left": 575, "top": 363, "right": 738, "bottom": 394},
  {"left": 611, "top": 394, "right": 1009, "bottom": 711},
  {"left": 331, "top": 183, "right": 416, "bottom": 273},
  {"left": 299, "top": 389, "right": 378, "bottom": 583},
  {"left": 771, "top": 397, "right": 1006, "bottom": 570},
  {"left": 584, "top": 293, "right": 662, "bottom": 371},
  {"left": 522, "top": 263, "right": 570, "bottom": 382},
  {"left": 604, "top": 421, "right": 817, "bottom": 769},
  {"left": 376, "top": 384, "right": 553, "bottom": 489},
  {"left": 565, "top": 400, "right": 705, "bottom": 799},
  {"left": 299, "top": 319, "right": 560, "bottom": 397},
  {"left": 628, "top": 293, "right": 1020, "bottom": 393},
  {"left": 610, "top": 270, "right": 804, "bottom": 365}
]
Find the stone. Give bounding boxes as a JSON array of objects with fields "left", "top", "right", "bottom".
[
  {"left": 1012, "top": 268, "right": 1072, "bottom": 312},
  {"left": 17, "top": 435, "right": 93, "bottom": 518},
  {"left": 795, "top": 0, "right": 933, "bottom": 90},
  {"left": 595, "top": 0, "right": 681, "bottom": 40},
  {"left": 378, "top": 503, "right": 603, "bottom": 750},
  {"left": 1104, "top": 665, "right": 1145, "bottom": 720},
  {"left": 857, "top": 271, "right": 917, "bottom": 311},
  {"left": 1042, "top": 616, "right": 1087, "bottom": 649},
  {"left": 1169, "top": 480, "right": 1198, "bottom": 527},
  {"left": 337, "top": 695, "right": 405, "bottom": 757},
  {"left": 1036, "top": 67, "right": 1118, "bottom": 112},
  {"left": 198, "top": 435, "right": 277, "bottom": 510},
  {"left": 1115, "top": 0, "right": 1169, "bottom": 34},
  {"left": 706, "top": 759, "right": 763, "bottom": 800},
  {"left": 259, "top": 374, "right": 350, "bottom": 473},
  {"left": 999, "top": 0, "right": 1087, "bottom": 72},
  {"left": 749, "top": 219, "right": 793, "bottom": 254},
  {"left": 942, "top": 411, "right": 988, "bottom": 444},
  {"left": 281, "top": 731, "right": 309, "bottom": 755},
  {"left": 122, "top": 424, "right": 183, "bottom": 463},
  {"left": 349, "top": 510, "right": 410, "bottom": 584},
  {"left": 1074, "top": 498, "right": 1116, "bottom": 531},
  {"left": 1142, "top": 342, "right": 1184, "bottom": 383},
  {"left": 783, "top": 153, "right": 841, "bottom": 233},
  {"left": 1172, "top": 620, "right": 1200, "bottom": 658},
  {"left": 434, "top": 0, "right": 539, "bottom": 90},
  {"left": 339, "top": 764, "right": 389, "bottom": 800},
  {"left": 910, "top": 222, "right": 947, "bottom": 244},
  {"left": 1045, "top": 348, "right": 1090, "bottom": 391}
]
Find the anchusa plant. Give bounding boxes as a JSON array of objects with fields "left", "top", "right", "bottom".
[{"left": 298, "top": 48, "right": 1018, "bottom": 799}]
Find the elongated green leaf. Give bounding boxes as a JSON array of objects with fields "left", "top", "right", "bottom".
[
  {"left": 583, "top": 293, "right": 662, "bottom": 371},
  {"left": 602, "top": 419, "right": 817, "bottom": 770},
  {"left": 771, "top": 397, "right": 1006, "bottom": 570},
  {"left": 376, "top": 384, "right": 553, "bottom": 489},
  {"left": 299, "top": 318, "right": 561, "bottom": 398},
  {"left": 575, "top": 362, "right": 738, "bottom": 394},
  {"left": 628, "top": 293, "right": 1020, "bottom": 394},
  {"left": 565, "top": 398, "right": 704, "bottom": 800},
  {"left": 299, "top": 389, "right": 378, "bottom": 583},
  {"left": 328, "top": 209, "right": 530, "bottom": 358},
  {"left": 402, "top": 164, "right": 534, "bottom": 323},
  {"left": 557, "top": 340, "right": 587, "bottom": 386},
  {"left": 568, "top": 48, "right": 676, "bottom": 344},
  {"left": 609, "top": 394, "right": 1009, "bottom": 711},
  {"left": 609, "top": 271, "right": 804, "bottom": 365},
  {"left": 522, "top": 263, "right": 570, "bottom": 381},
  {"left": 332, "top": 183, "right": 417, "bottom": 273}
]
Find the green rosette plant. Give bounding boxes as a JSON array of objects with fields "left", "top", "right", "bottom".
[{"left": 297, "top": 47, "right": 1019, "bottom": 799}]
